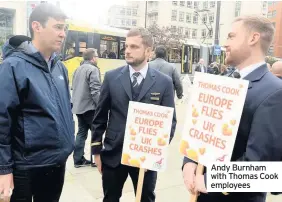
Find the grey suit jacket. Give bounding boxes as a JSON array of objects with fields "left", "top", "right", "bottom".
[
  {"left": 71, "top": 61, "right": 101, "bottom": 114},
  {"left": 149, "top": 58, "right": 183, "bottom": 98},
  {"left": 91, "top": 65, "right": 177, "bottom": 168}
]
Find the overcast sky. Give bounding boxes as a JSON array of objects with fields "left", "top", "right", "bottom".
[{"left": 48, "top": 0, "right": 128, "bottom": 24}]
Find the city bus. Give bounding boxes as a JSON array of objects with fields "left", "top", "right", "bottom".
[{"left": 61, "top": 20, "right": 128, "bottom": 84}]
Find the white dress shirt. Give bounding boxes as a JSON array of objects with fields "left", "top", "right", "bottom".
[
  {"left": 129, "top": 64, "right": 148, "bottom": 85},
  {"left": 238, "top": 61, "right": 266, "bottom": 79}
]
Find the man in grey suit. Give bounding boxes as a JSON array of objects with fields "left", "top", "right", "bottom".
[
  {"left": 149, "top": 45, "right": 183, "bottom": 99},
  {"left": 72, "top": 48, "right": 101, "bottom": 168},
  {"left": 183, "top": 16, "right": 282, "bottom": 202},
  {"left": 91, "top": 27, "right": 176, "bottom": 202}
]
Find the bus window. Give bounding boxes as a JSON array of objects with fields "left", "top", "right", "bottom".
[
  {"left": 78, "top": 32, "right": 87, "bottom": 56},
  {"left": 63, "top": 31, "right": 77, "bottom": 60},
  {"left": 100, "top": 35, "right": 118, "bottom": 59},
  {"left": 120, "top": 41, "right": 125, "bottom": 59}
]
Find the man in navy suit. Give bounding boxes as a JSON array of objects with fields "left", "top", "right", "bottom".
[
  {"left": 91, "top": 27, "right": 176, "bottom": 202},
  {"left": 182, "top": 16, "right": 282, "bottom": 202}
]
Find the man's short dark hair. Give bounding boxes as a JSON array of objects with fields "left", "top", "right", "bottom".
[
  {"left": 127, "top": 27, "right": 153, "bottom": 47},
  {"left": 29, "top": 3, "right": 67, "bottom": 39},
  {"left": 155, "top": 45, "right": 167, "bottom": 59},
  {"left": 83, "top": 48, "right": 98, "bottom": 61}
]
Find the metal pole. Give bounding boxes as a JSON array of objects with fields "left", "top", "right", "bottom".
[
  {"left": 144, "top": 1, "right": 148, "bottom": 28},
  {"left": 212, "top": 1, "right": 221, "bottom": 62},
  {"left": 214, "top": 1, "right": 221, "bottom": 45}
]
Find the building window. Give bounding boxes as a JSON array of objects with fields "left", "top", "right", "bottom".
[
  {"left": 209, "top": 29, "right": 213, "bottom": 38},
  {"left": 132, "top": 9, "right": 137, "bottom": 16},
  {"left": 121, "top": 19, "right": 125, "bottom": 25},
  {"left": 194, "top": 1, "right": 199, "bottom": 9},
  {"left": 172, "top": 1, "right": 177, "bottom": 6},
  {"left": 210, "top": 1, "right": 215, "bottom": 8},
  {"left": 186, "top": 13, "right": 191, "bottom": 23},
  {"left": 235, "top": 1, "right": 241, "bottom": 17},
  {"left": 180, "top": 1, "right": 185, "bottom": 7},
  {"left": 272, "top": 10, "right": 277, "bottom": 17},
  {"left": 171, "top": 25, "right": 177, "bottom": 33},
  {"left": 267, "top": 11, "right": 272, "bottom": 18},
  {"left": 185, "top": 28, "right": 191, "bottom": 38},
  {"left": 263, "top": 1, "right": 267, "bottom": 9},
  {"left": 193, "top": 15, "right": 198, "bottom": 24},
  {"left": 120, "top": 8, "right": 125, "bottom": 15},
  {"left": 126, "top": 19, "right": 131, "bottom": 26},
  {"left": 179, "top": 12, "right": 184, "bottom": 22},
  {"left": 202, "top": 14, "right": 207, "bottom": 24},
  {"left": 192, "top": 29, "right": 197, "bottom": 39},
  {"left": 127, "top": 9, "right": 131, "bottom": 16},
  {"left": 178, "top": 27, "right": 183, "bottom": 35},
  {"left": 187, "top": 1, "right": 192, "bottom": 8},
  {"left": 132, "top": 19, "right": 137, "bottom": 26},
  {"left": 201, "top": 29, "right": 206, "bottom": 38},
  {"left": 171, "top": 10, "right": 177, "bottom": 21},
  {"left": 209, "top": 14, "right": 214, "bottom": 23},
  {"left": 203, "top": 1, "right": 208, "bottom": 9}
]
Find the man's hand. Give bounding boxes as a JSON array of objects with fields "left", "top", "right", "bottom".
[
  {"left": 0, "top": 173, "right": 13, "bottom": 202},
  {"left": 183, "top": 162, "right": 197, "bottom": 195},
  {"left": 195, "top": 174, "right": 207, "bottom": 194},
  {"left": 94, "top": 155, "right": 102, "bottom": 174}
]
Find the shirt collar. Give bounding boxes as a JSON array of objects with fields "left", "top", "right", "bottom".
[
  {"left": 29, "top": 42, "right": 56, "bottom": 62},
  {"left": 129, "top": 63, "right": 148, "bottom": 79},
  {"left": 238, "top": 61, "right": 266, "bottom": 79}
]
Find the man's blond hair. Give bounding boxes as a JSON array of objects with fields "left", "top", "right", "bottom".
[{"left": 233, "top": 15, "right": 275, "bottom": 54}]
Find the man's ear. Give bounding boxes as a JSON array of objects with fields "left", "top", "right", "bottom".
[
  {"left": 31, "top": 21, "right": 42, "bottom": 34},
  {"left": 248, "top": 32, "right": 260, "bottom": 46}
]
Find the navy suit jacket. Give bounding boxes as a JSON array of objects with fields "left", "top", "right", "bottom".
[
  {"left": 92, "top": 65, "right": 177, "bottom": 168},
  {"left": 183, "top": 64, "right": 282, "bottom": 202}
]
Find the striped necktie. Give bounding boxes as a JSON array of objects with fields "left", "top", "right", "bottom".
[{"left": 132, "top": 72, "right": 141, "bottom": 89}]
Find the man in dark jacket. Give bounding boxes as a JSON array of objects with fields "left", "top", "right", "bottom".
[
  {"left": 0, "top": 3, "right": 74, "bottom": 202},
  {"left": 72, "top": 48, "right": 101, "bottom": 168},
  {"left": 149, "top": 45, "right": 183, "bottom": 99}
]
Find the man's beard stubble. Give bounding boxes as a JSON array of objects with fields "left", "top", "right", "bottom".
[{"left": 126, "top": 55, "right": 146, "bottom": 67}]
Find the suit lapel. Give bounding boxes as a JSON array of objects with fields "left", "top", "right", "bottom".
[
  {"left": 137, "top": 67, "right": 156, "bottom": 101},
  {"left": 119, "top": 65, "right": 132, "bottom": 100},
  {"left": 244, "top": 64, "right": 268, "bottom": 89}
]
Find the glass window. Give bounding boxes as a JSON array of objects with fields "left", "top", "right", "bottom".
[
  {"left": 179, "top": 12, "right": 184, "bottom": 22},
  {"left": 120, "top": 8, "right": 125, "bottom": 15},
  {"left": 202, "top": 14, "right": 207, "bottom": 24},
  {"left": 185, "top": 28, "right": 191, "bottom": 38},
  {"left": 203, "top": 1, "right": 208, "bottom": 9},
  {"left": 171, "top": 10, "right": 177, "bottom": 21},
  {"left": 194, "top": 2, "right": 199, "bottom": 9},
  {"left": 186, "top": 13, "right": 191, "bottom": 23},
  {"left": 209, "top": 14, "right": 214, "bottom": 23},
  {"left": 78, "top": 32, "right": 87, "bottom": 56},
  {"left": 172, "top": 1, "right": 177, "bottom": 6},
  {"left": 120, "top": 41, "right": 125, "bottom": 59},
  {"left": 202, "top": 29, "right": 206, "bottom": 38},
  {"left": 178, "top": 27, "right": 183, "bottom": 35},
  {"left": 192, "top": 29, "right": 197, "bottom": 39},
  {"left": 64, "top": 31, "right": 76, "bottom": 60},
  {"left": 132, "top": 19, "right": 137, "bottom": 26},
  {"left": 193, "top": 15, "right": 198, "bottom": 24},
  {"left": 210, "top": 1, "right": 215, "bottom": 8},
  {"left": 187, "top": 1, "right": 192, "bottom": 8},
  {"left": 180, "top": 1, "right": 185, "bottom": 7},
  {"left": 127, "top": 8, "right": 131, "bottom": 16},
  {"left": 132, "top": 9, "right": 137, "bottom": 16},
  {"left": 100, "top": 36, "right": 118, "bottom": 59}
]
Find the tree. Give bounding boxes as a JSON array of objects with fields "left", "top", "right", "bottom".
[
  {"left": 147, "top": 22, "right": 186, "bottom": 51},
  {"left": 147, "top": 23, "right": 187, "bottom": 62},
  {"left": 265, "top": 56, "right": 278, "bottom": 66}
]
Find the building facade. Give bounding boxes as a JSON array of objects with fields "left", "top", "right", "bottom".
[
  {"left": 107, "top": 2, "right": 145, "bottom": 29},
  {"left": 267, "top": 1, "right": 282, "bottom": 58},
  {"left": 219, "top": 1, "right": 268, "bottom": 46}
]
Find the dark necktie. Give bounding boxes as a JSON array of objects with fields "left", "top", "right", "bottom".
[
  {"left": 132, "top": 72, "right": 140, "bottom": 89},
  {"left": 233, "top": 71, "right": 241, "bottom": 79}
]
